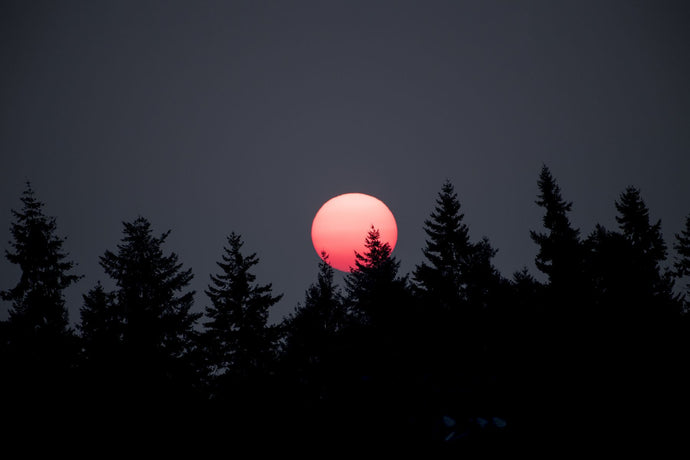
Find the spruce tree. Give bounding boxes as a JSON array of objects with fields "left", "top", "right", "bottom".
[
  {"left": 613, "top": 187, "right": 674, "bottom": 315},
  {"left": 202, "top": 232, "right": 282, "bottom": 392},
  {"left": 414, "top": 181, "right": 504, "bottom": 312},
  {"left": 1, "top": 183, "right": 80, "bottom": 340},
  {"left": 673, "top": 214, "right": 690, "bottom": 309},
  {"left": 615, "top": 187, "right": 667, "bottom": 263},
  {"left": 78, "top": 282, "right": 119, "bottom": 365},
  {"left": 529, "top": 166, "right": 590, "bottom": 421},
  {"left": 344, "top": 226, "right": 406, "bottom": 328},
  {"left": 529, "top": 165, "right": 583, "bottom": 292},
  {"left": 92, "top": 216, "right": 200, "bottom": 400},
  {"left": 413, "top": 180, "right": 471, "bottom": 310},
  {"left": 282, "top": 252, "right": 344, "bottom": 368},
  {"left": 0, "top": 182, "right": 80, "bottom": 401}
]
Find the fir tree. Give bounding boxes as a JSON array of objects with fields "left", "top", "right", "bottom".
[
  {"left": 282, "top": 252, "right": 344, "bottom": 367},
  {"left": 345, "top": 226, "right": 406, "bottom": 327},
  {"left": 93, "top": 216, "right": 200, "bottom": 400},
  {"left": 1, "top": 182, "right": 80, "bottom": 342},
  {"left": 612, "top": 187, "right": 675, "bottom": 316},
  {"left": 202, "top": 232, "right": 282, "bottom": 390},
  {"left": 615, "top": 187, "right": 667, "bottom": 264},
  {"left": 413, "top": 180, "right": 471, "bottom": 310},
  {"left": 0, "top": 182, "right": 80, "bottom": 402},
  {"left": 529, "top": 165, "right": 583, "bottom": 292},
  {"left": 78, "top": 282, "right": 119, "bottom": 364},
  {"left": 414, "top": 180, "right": 504, "bottom": 313},
  {"left": 673, "top": 214, "right": 690, "bottom": 309}
]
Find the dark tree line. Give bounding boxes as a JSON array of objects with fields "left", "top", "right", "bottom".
[{"left": 2, "top": 168, "right": 690, "bottom": 450}]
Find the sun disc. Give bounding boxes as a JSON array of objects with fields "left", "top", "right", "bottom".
[{"left": 311, "top": 193, "right": 398, "bottom": 272}]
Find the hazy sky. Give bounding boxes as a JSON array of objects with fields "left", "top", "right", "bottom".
[{"left": 2, "top": 0, "right": 689, "bottom": 324}]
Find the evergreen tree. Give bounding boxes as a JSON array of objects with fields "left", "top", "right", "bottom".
[
  {"left": 615, "top": 187, "right": 667, "bottom": 264},
  {"left": 612, "top": 187, "right": 675, "bottom": 317},
  {"left": 282, "top": 252, "right": 344, "bottom": 368},
  {"left": 413, "top": 180, "right": 471, "bottom": 310},
  {"left": 78, "top": 282, "right": 119, "bottom": 365},
  {"left": 90, "top": 216, "right": 200, "bottom": 401},
  {"left": 529, "top": 165, "right": 583, "bottom": 293},
  {"left": 673, "top": 214, "right": 690, "bottom": 310},
  {"left": 202, "top": 232, "right": 282, "bottom": 392},
  {"left": 414, "top": 181, "right": 505, "bottom": 314},
  {"left": 0, "top": 182, "right": 80, "bottom": 403},
  {"left": 345, "top": 226, "right": 407, "bottom": 328}
]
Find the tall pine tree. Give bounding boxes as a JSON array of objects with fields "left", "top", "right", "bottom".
[
  {"left": 413, "top": 180, "right": 471, "bottom": 310},
  {"left": 0, "top": 182, "right": 80, "bottom": 404},
  {"left": 613, "top": 187, "right": 675, "bottom": 318},
  {"left": 202, "top": 232, "right": 282, "bottom": 396},
  {"left": 282, "top": 252, "right": 344, "bottom": 369},
  {"left": 530, "top": 165, "right": 583, "bottom": 294},
  {"left": 78, "top": 282, "right": 119, "bottom": 366},
  {"left": 345, "top": 226, "right": 407, "bottom": 328},
  {"left": 85, "top": 216, "right": 200, "bottom": 403},
  {"left": 673, "top": 214, "right": 690, "bottom": 311}
]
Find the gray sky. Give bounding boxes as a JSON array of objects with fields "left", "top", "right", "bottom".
[{"left": 2, "top": 0, "right": 689, "bottom": 325}]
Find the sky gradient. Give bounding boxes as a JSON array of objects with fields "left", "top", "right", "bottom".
[{"left": 2, "top": 0, "right": 689, "bottom": 324}]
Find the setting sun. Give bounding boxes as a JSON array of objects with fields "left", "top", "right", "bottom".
[{"left": 311, "top": 193, "right": 398, "bottom": 272}]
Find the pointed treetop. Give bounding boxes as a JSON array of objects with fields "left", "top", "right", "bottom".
[
  {"left": 614, "top": 186, "right": 666, "bottom": 260},
  {"left": 534, "top": 164, "right": 577, "bottom": 235}
]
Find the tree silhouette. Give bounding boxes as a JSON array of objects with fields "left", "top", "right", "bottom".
[
  {"left": 412, "top": 181, "right": 506, "bottom": 416},
  {"left": 201, "top": 232, "right": 282, "bottom": 398},
  {"left": 282, "top": 252, "right": 345, "bottom": 372},
  {"left": 413, "top": 180, "right": 471, "bottom": 310},
  {"left": 614, "top": 187, "right": 674, "bottom": 318},
  {"left": 345, "top": 226, "right": 407, "bottom": 328},
  {"left": 673, "top": 214, "right": 690, "bottom": 311},
  {"left": 88, "top": 216, "right": 200, "bottom": 404},
  {"left": 78, "top": 281, "right": 119, "bottom": 365},
  {"left": 0, "top": 182, "right": 81, "bottom": 406},
  {"left": 530, "top": 165, "right": 584, "bottom": 294}
]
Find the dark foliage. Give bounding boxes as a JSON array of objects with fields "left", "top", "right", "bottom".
[
  {"left": 201, "top": 232, "right": 282, "bottom": 399},
  {"left": 2, "top": 171, "right": 689, "bottom": 450},
  {"left": 0, "top": 183, "right": 81, "bottom": 410},
  {"left": 674, "top": 214, "right": 690, "bottom": 310},
  {"left": 77, "top": 216, "right": 202, "bottom": 412}
]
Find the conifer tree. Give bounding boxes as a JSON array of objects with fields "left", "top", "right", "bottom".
[
  {"left": 202, "top": 232, "right": 282, "bottom": 390},
  {"left": 92, "top": 216, "right": 200, "bottom": 399},
  {"left": 78, "top": 282, "right": 119, "bottom": 364},
  {"left": 413, "top": 180, "right": 471, "bottom": 310},
  {"left": 345, "top": 226, "right": 406, "bottom": 327},
  {"left": 613, "top": 187, "right": 674, "bottom": 315},
  {"left": 414, "top": 181, "right": 504, "bottom": 313},
  {"left": 0, "top": 182, "right": 80, "bottom": 397},
  {"left": 673, "top": 214, "right": 690, "bottom": 310},
  {"left": 529, "top": 165, "right": 583, "bottom": 292},
  {"left": 282, "top": 252, "right": 344, "bottom": 367}
]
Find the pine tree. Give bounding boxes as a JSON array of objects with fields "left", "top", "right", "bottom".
[
  {"left": 345, "top": 226, "right": 406, "bottom": 328},
  {"left": 528, "top": 166, "right": 590, "bottom": 420},
  {"left": 413, "top": 180, "right": 471, "bottom": 310},
  {"left": 615, "top": 187, "right": 667, "bottom": 263},
  {"left": 613, "top": 187, "right": 675, "bottom": 315},
  {"left": 93, "top": 216, "right": 200, "bottom": 400},
  {"left": 202, "top": 232, "right": 282, "bottom": 391},
  {"left": 0, "top": 182, "right": 80, "bottom": 402},
  {"left": 78, "top": 282, "right": 119, "bottom": 364},
  {"left": 529, "top": 165, "right": 583, "bottom": 292},
  {"left": 673, "top": 214, "right": 690, "bottom": 309},
  {"left": 282, "top": 252, "right": 344, "bottom": 367},
  {"left": 1, "top": 183, "right": 80, "bottom": 342}
]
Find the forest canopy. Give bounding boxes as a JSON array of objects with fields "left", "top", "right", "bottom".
[{"left": 1, "top": 166, "right": 689, "bottom": 450}]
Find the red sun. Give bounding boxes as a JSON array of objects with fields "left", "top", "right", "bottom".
[{"left": 311, "top": 193, "right": 398, "bottom": 272}]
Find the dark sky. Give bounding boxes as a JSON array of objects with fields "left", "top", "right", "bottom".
[{"left": 2, "top": 0, "right": 689, "bottom": 325}]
